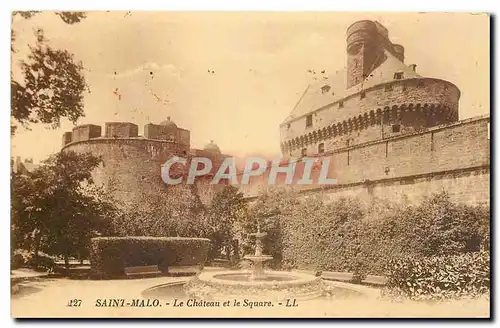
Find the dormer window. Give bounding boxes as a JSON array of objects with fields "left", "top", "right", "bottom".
[
  {"left": 306, "top": 114, "right": 313, "bottom": 128},
  {"left": 338, "top": 101, "right": 344, "bottom": 108},
  {"left": 318, "top": 143, "right": 325, "bottom": 154},
  {"left": 360, "top": 91, "right": 366, "bottom": 99},
  {"left": 394, "top": 72, "right": 404, "bottom": 80},
  {"left": 321, "top": 85, "right": 331, "bottom": 94}
]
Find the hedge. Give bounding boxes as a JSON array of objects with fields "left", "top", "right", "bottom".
[
  {"left": 256, "top": 191, "right": 490, "bottom": 279},
  {"left": 385, "top": 251, "right": 490, "bottom": 300},
  {"left": 89, "top": 236, "right": 211, "bottom": 278}
]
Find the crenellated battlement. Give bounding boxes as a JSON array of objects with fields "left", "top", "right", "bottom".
[{"left": 62, "top": 118, "right": 191, "bottom": 148}]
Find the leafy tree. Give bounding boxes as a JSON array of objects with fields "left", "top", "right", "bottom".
[
  {"left": 13, "top": 11, "right": 87, "bottom": 23},
  {"left": 206, "top": 185, "right": 248, "bottom": 263},
  {"left": 11, "top": 11, "right": 88, "bottom": 133},
  {"left": 11, "top": 151, "right": 117, "bottom": 272},
  {"left": 395, "top": 192, "right": 490, "bottom": 257},
  {"left": 111, "top": 180, "right": 207, "bottom": 238},
  {"left": 244, "top": 187, "right": 299, "bottom": 267}
]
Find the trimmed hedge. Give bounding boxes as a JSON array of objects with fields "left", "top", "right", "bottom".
[
  {"left": 89, "top": 237, "right": 211, "bottom": 278},
  {"left": 257, "top": 191, "right": 490, "bottom": 279},
  {"left": 385, "top": 251, "right": 490, "bottom": 300}
]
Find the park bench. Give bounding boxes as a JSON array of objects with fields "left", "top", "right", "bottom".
[
  {"left": 124, "top": 265, "right": 161, "bottom": 277},
  {"left": 321, "top": 271, "right": 354, "bottom": 282},
  {"left": 362, "top": 275, "right": 388, "bottom": 286},
  {"left": 167, "top": 265, "right": 201, "bottom": 275}
]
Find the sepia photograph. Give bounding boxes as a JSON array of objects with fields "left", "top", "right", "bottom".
[{"left": 10, "top": 11, "right": 490, "bottom": 318}]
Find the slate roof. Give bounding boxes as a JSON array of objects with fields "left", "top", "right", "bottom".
[{"left": 283, "top": 50, "right": 421, "bottom": 124}]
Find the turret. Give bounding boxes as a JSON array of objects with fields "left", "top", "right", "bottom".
[
  {"left": 392, "top": 44, "right": 405, "bottom": 63},
  {"left": 346, "top": 20, "right": 385, "bottom": 88}
]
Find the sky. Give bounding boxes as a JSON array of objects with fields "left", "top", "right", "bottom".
[{"left": 10, "top": 11, "right": 490, "bottom": 162}]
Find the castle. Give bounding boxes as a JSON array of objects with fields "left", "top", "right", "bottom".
[
  {"left": 61, "top": 118, "right": 230, "bottom": 207},
  {"left": 242, "top": 20, "right": 490, "bottom": 204},
  {"left": 62, "top": 20, "right": 490, "bottom": 206}
]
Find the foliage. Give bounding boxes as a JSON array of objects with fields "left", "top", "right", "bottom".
[
  {"left": 13, "top": 11, "right": 87, "bottom": 24},
  {"left": 55, "top": 12, "right": 87, "bottom": 24},
  {"left": 11, "top": 11, "right": 88, "bottom": 133},
  {"left": 11, "top": 151, "right": 117, "bottom": 271},
  {"left": 250, "top": 189, "right": 490, "bottom": 283},
  {"left": 89, "top": 237, "right": 210, "bottom": 278},
  {"left": 11, "top": 30, "right": 87, "bottom": 130},
  {"left": 243, "top": 187, "right": 299, "bottom": 267},
  {"left": 385, "top": 251, "right": 490, "bottom": 300},
  {"left": 11, "top": 249, "right": 55, "bottom": 272},
  {"left": 281, "top": 194, "right": 369, "bottom": 279},
  {"left": 205, "top": 185, "right": 248, "bottom": 262},
  {"left": 393, "top": 193, "right": 490, "bottom": 257},
  {"left": 110, "top": 181, "right": 207, "bottom": 238}
]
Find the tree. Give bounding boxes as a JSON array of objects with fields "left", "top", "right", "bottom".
[
  {"left": 110, "top": 180, "right": 207, "bottom": 238},
  {"left": 11, "top": 150, "right": 117, "bottom": 272},
  {"left": 234, "top": 187, "right": 299, "bottom": 268},
  {"left": 11, "top": 11, "right": 88, "bottom": 133},
  {"left": 206, "top": 185, "right": 248, "bottom": 263},
  {"left": 13, "top": 11, "right": 87, "bottom": 23}
]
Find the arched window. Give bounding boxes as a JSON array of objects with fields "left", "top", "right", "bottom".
[{"left": 301, "top": 148, "right": 307, "bottom": 157}]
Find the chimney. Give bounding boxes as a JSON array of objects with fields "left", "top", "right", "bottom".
[{"left": 409, "top": 64, "right": 417, "bottom": 72}]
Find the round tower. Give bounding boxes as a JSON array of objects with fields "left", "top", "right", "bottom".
[{"left": 346, "top": 20, "right": 384, "bottom": 88}]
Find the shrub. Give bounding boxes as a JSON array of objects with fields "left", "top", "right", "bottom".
[
  {"left": 27, "top": 253, "right": 56, "bottom": 272},
  {"left": 280, "top": 194, "right": 371, "bottom": 277},
  {"left": 267, "top": 191, "right": 490, "bottom": 278},
  {"left": 11, "top": 253, "right": 26, "bottom": 270},
  {"left": 11, "top": 249, "right": 55, "bottom": 271},
  {"left": 385, "top": 251, "right": 490, "bottom": 300},
  {"left": 89, "top": 237, "right": 210, "bottom": 278},
  {"left": 244, "top": 187, "right": 301, "bottom": 268}
]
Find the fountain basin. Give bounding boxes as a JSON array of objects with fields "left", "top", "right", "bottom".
[
  {"left": 142, "top": 279, "right": 372, "bottom": 301},
  {"left": 184, "top": 270, "right": 323, "bottom": 301},
  {"left": 195, "top": 270, "right": 318, "bottom": 288},
  {"left": 243, "top": 255, "right": 273, "bottom": 262}
]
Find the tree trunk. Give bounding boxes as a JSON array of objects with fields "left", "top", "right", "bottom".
[
  {"left": 32, "top": 230, "right": 41, "bottom": 266},
  {"left": 64, "top": 253, "right": 70, "bottom": 276}
]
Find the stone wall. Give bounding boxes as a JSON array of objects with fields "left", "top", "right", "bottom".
[
  {"left": 317, "top": 167, "right": 490, "bottom": 205},
  {"left": 243, "top": 115, "right": 490, "bottom": 205},
  {"left": 104, "top": 122, "right": 139, "bottom": 138},
  {"left": 71, "top": 124, "right": 102, "bottom": 143},
  {"left": 63, "top": 138, "right": 185, "bottom": 208},
  {"left": 62, "top": 137, "right": 229, "bottom": 208}
]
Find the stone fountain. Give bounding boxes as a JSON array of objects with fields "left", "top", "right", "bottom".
[
  {"left": 180, "top": 222, "right": 324, "bottom": 301},
  {"left": 142, "top": 222, "right": 373, "bottom": 302},
  {"left": 243, "top": 225, "right": 273, "bottom": 280}
]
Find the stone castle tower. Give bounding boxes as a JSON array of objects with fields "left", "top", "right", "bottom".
[
  {"left": 261, "top": 20, "right": 489, "bottom": 204},
  {"left": 61, "top": 118, "right": 228, "bottom": 208}
]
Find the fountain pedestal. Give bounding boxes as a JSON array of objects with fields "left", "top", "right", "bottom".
[
  {"left": 244, "top": 230, "right": 273, "bottom": 280},
  {"left": 183, "top": 224, "right": 323, "bottom": 301}
]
